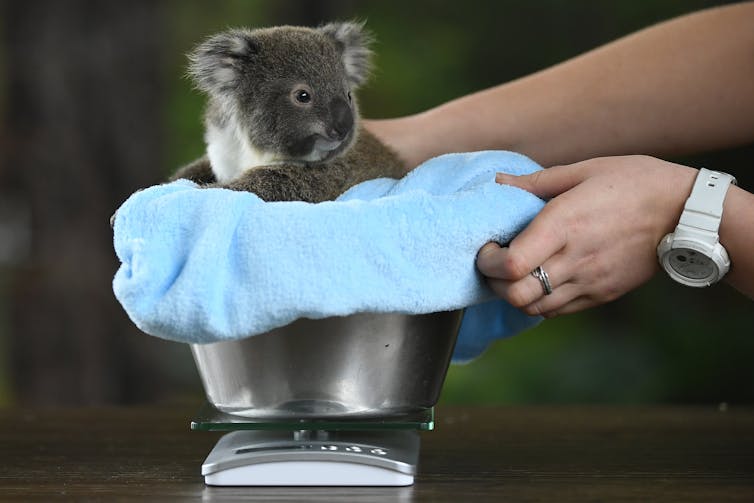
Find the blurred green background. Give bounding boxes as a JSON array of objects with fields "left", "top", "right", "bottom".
[{"left": 0, "top": 0, "right": 750, "bottom": 407}]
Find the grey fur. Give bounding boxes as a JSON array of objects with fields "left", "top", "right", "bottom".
[{"left": 173, "top": 22, "right": 404, "bottom": 202}]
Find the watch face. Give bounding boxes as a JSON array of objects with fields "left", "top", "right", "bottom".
[{"left": 667, "top": 249, "right": 716, "bottom": 280}]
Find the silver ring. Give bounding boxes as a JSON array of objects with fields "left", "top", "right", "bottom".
[{"left": 531, "top": 266, "right": 553, "bottom": 295}]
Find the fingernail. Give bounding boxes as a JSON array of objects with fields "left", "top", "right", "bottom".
[{"left": 495, "top": 172, "right": 509, "bottom": 183}]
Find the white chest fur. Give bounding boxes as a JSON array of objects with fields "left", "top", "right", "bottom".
[{"left": 205, "top": 121, "right": 279, "bottom": 184}]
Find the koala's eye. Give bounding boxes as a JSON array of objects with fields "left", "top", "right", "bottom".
[
  {"left": 294, "top": 89, "right": 311, "bottom": 104},
  {"left": 347, "top": 91, "right": 352, "bottom": 102}
]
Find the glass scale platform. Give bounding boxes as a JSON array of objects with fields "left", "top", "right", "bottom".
[{"left": 191, "top": 402, "right": 434, "bottom": 486}]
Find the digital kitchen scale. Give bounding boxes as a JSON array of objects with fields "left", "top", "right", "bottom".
[{"left": 191, "top": 402, "right": 434, "bottom": 486}]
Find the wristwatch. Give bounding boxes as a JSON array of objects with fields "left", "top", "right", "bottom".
[{"left": 657, "top": 168, "right": 737, "bottom": 287}]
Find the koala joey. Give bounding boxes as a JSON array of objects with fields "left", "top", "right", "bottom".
[{"left": 170, "top": 22, "right": 405, "bottom": 203}]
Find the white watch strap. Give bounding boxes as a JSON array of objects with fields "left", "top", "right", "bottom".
[{"left": 678, "top": 168, "right": 737, "bottom": 234}]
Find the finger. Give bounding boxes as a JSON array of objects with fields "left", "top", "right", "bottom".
[
  {"left": 540, "top": 296, "right": 599, "bottom": 318},
  {"left": 485, "top": 258, "right": 568, "bottom": 308},
  {"left": 477, "top": 211, "right": 566, "bottom": 281},
  {"left": 521, "top": 283, "right": 584, "bottom": 317},
  {"left": 486, "top": 275, "right": 550, "bottom": 309},
  {"left": 476, "top": 242, "right": 508, "bottom": 277},
  {"left": 479, "top": 165, "right": 587, "bottom": 281},
  {"left": 495, "top": 163, "right": 590, "bottom": 200},
  {"left": 496, "top": 203, "right": 568, "bottom": 281}
]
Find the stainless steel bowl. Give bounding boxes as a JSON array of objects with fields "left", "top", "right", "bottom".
[{"left": 190, "top": 310, "right": 463, "bottom": 419}]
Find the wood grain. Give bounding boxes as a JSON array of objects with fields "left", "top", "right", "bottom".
[{"left": 1, "top": 405, "right": 752, "bottom": 501}]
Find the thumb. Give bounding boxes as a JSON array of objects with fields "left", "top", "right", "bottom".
[{"left": 495, "top": 163, "right": 589, "bottom": 200}]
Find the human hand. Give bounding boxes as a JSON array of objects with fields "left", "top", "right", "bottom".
[{"left": 476, "top": 155, "right": 697, "bottom": 317}]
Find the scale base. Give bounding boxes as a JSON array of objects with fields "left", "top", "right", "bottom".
[{"left": 202, "top": 429, "right": 420, "bottom": 487}]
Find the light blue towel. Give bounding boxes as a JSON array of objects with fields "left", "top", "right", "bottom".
[{"left": 112, "top": 151, "right": 546, "bottom": 361}]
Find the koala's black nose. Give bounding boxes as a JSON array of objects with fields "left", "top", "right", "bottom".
[{"left": 328, "top": 97, "right": 353, "bottom": 140}]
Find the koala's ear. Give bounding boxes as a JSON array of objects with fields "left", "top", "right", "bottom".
[
  {"left": 319, "top": 21, "right": 373, "bottom": 87},
  {"left": 187, "top": 29, "right": 258, "bottom": 97}
]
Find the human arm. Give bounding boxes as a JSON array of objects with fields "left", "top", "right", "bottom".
[
  {"left": 476, "top": 157, "right": 754, "bottom": 317},
  {"left": 367, "top": 3, "right": 754, "bottom": 313},
  {"left": 367, "top": 2, "right": 754, "bottom": 169}
]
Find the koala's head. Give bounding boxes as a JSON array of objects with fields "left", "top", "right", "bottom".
[{"left": 189, "top": 22, "right": 372, "bottom": 163}]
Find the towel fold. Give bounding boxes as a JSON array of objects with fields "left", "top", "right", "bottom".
[{"left": 112, "top": 150, "right": 545, "bottom": 361}]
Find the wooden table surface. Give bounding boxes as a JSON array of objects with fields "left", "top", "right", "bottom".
[{"left": 2, "top": 404, "right": 753, "bottom": 502}]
